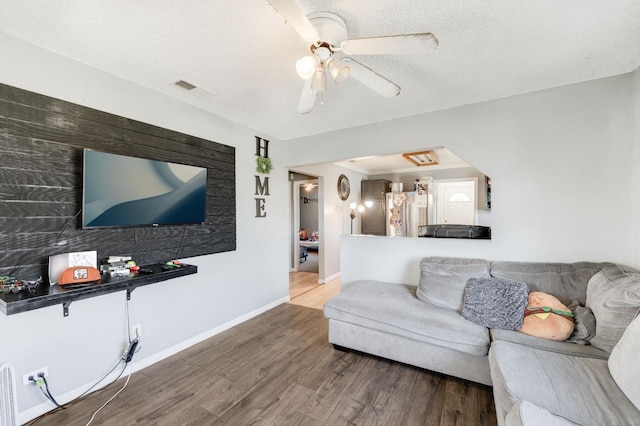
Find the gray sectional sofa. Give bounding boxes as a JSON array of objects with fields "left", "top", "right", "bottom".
[{"left": 323, "top": 257, "right": 640, "bottom": 425}]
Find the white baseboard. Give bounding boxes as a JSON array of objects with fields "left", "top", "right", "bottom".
[
  {"left": 18, "top": 295, "right": 291, "bottom": 425},
  {"left": 319, "top": 271, "right": 340, "bottom": 284}
]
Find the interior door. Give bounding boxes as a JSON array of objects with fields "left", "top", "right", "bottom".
[{"left": 437, "top": 180, "right": 476, "bottom": 225}]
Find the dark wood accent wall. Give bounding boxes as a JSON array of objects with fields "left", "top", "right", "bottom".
[{"left": 0, "top": 83, "right": 235, "bottom": 280}]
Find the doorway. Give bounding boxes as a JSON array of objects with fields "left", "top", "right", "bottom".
[
  {"left": 435, "top": 179, "right": 477, "bottom": 225},
  {"left": 289, "top": 172, "right": 322, "bottom": 299}
]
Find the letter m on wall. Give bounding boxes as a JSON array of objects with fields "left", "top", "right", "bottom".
[{"left": 255, "top": 175, "right": 270, "bottom": 196}]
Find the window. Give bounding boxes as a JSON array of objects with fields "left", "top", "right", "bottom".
[{"left": 448, "top": 192, "right": 471, "bottom": 202}]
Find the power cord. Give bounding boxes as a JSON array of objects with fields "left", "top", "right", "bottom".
[
  {"left": 174, "top": 224, "right": 188, "bottom": 259},
  {"left": 26, "top": 295, "right": 142, "bottom": 424},
  {"left": 42, "top": 376, "right": 62, "bottom": 408},
  {"left": 74, "top": 358, "right": 126, "bottom": 401},
  {"left": 123, "top": 296, "right": 142, "bottom": 362},
  {"left": 85, "top": 372, "right": 131, "bottom": 426},
  {"left": 85, "top": 296, "right": 140, "bottom": 425},
  {"left": 29, "top": 375, "right": 62, "bottom": 408}
]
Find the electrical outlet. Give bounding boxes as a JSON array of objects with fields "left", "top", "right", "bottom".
[
  {"left": 132, "top": 323, "right": 142, "bottom": 339},
  {"left": 23, "top": 366, "right": 48, "bottom": 386}
]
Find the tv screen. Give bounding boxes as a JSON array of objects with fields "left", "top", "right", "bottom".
[{"left": 82, "top": 150, "right": 207, "bottom": 228}]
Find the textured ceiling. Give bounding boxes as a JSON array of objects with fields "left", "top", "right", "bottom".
[{"left": 1, "top": 0, "right": 639, "bottom": 141}]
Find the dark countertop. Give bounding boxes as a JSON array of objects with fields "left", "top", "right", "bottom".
[{"left": 0, "top": 263, "right": 197, "bottom": 316}]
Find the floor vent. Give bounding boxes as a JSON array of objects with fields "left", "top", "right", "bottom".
[{"left": 0, "top": 364, "right": 18, "bottom": 426}]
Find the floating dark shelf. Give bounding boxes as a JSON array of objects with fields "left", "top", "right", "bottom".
[{"left": 0, "top": 263, "right": 197, "bottom": 316}]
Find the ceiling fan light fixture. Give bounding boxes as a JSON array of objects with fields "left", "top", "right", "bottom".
[
  {"left": 296, "top": 55, "right": 318, "bottom": 80},
  {"left": 310, "top": 66, "right": 327, "bottom": 92},
  {"left": 327, "top": 58, "right": 350, "bottom": 84}
]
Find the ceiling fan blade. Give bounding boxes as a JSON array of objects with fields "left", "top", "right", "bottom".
[
  {"left": 340, "top": 33, "right": 438, "bottom": 55},
  {"left": 342, "top": 58, "right": 400, "bottom": 98},
  {"left": 267, "top": 0, "right": 318, "bottom": 42},
  {"left": 297, "top": 78, "right": 317, "bottom": 114}
]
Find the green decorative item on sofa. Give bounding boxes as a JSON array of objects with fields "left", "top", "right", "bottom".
[{"left": 256, "top": 156, "right": 272, "bottom": 174}]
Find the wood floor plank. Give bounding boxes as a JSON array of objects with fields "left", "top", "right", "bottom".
[
  {"left": 289, "top": 276, "right": 340, "bottom": 310},
  {"left": 32, "top": 303, "right": 497, "bottom": 426},
  {"left": 475, "top": 381, "right": 499, "bottom": 426},
  {"left": 295, "top": 346, "right": 354, "bottom": 391},
  {"left": 362, "top": 390, "right": 406, "bottom": 425},
  {"left": 282, "top": 411, "right": 323, "bottom": 426},
  {"left": 289, "top": 271, "right": 320, "bottom": 298},
  {"left": 297, "top": 351, "right": 370, "bottom": 422},
  {"left": 323, "top": 355, "right": 416, "bottom": 425},
  {"left": 401, "top": 367, "right": 448, "bottom": 425},
  {"left": 216, "top": 360, "right": 310, "bottom": 424},
  {"left": 442, "top": 376, "right": 479, "bottom": 426},
  {"left": 250, "top": 383, "right": 315, "bottom": 425}
]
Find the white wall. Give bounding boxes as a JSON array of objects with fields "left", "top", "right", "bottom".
[
  {"left": 290, "top": 164, "right": 367, "bottom": 282},
  {"left": 285, "top": 73, "right": 638, "bottom": 277},
  {"left": 0, "top": 33, "right": 290, "bottom": 422},
  {"left": 632, "top": 66, "right": 640, "bottom": 268}
]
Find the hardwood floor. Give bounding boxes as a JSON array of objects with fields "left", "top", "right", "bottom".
[
  {"left": 289, "top": 278, "right": 340, "bottom": 311},
  {"left": 30, "top": 304, "right": 497, "bottom": 426},
  {"left": 289, "top": 271, "right": 320, "bottom": 299}
]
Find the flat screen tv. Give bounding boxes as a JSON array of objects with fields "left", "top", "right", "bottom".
[{"left": 82, "top": 150, "right": 207, "bottom": 228}]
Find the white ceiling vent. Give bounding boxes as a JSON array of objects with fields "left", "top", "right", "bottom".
[
  {"left": 175, "top": 79, "right": 197, "bottom": 91},
  {"left": 172, "top": 80, "right": 214, "bottom": 99}
]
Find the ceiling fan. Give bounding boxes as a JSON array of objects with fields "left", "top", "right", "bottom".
[{"left": 267, "top": 0, "right": 439, "bottom": 113}]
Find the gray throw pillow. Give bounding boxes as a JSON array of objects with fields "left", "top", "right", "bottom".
[
  {"left": 417, "top": 257, "right": 491, "bottom": 310},
  {"left": 566, "top": 301, "right": 596, "bottom": 345},
  {"left": 586, "top": 265, "right": 640, "bottom": 353},
  {"left": 462, "top": 277, "right": 529, "bottom": 330},
  {"left": 609, "top": 314, "right": 640, "bottom": 411}
]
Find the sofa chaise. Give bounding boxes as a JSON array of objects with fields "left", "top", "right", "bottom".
[{"left": 323, "top": 257, "right": 640, "bottom": 425}]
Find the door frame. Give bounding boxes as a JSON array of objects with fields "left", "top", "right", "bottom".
[{"left": 289, "top": 171, "right": 324, "bottom": 281}]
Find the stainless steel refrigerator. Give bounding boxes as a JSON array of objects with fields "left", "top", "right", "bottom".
[{"left": 386, "top": 191, "right": 433, "bottom": 237}]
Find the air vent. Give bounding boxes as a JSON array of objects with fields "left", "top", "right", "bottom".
[
  {"left": 0, "top": 364, "right": 18, "bottom": 426},
  {"left": 175, "top": 80, "right": 197, "bottom": 91},
  {"left": 172, "top": 80, "right": 214, "bottom": 99}
]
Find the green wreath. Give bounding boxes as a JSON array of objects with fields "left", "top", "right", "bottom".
[{"left": 256, "top": 156, "right": 273, "bottom": 174}]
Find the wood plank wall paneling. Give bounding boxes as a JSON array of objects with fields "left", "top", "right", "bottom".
[{"left": 0, "top": 83, "right": 236, "bottom": 280}]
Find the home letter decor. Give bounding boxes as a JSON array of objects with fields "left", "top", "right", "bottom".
[{"left": 254, "top": 136, "right": 271, "bottom": 218}]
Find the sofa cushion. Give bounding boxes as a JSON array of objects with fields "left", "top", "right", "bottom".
[
  {"left": 489, "top": 340, "right": 639, "bottom": 425},
  {"left": 462, "top": 277, "right": 528, "bottom": 330},
  {"left": 586, "top": 265, "right": 640, "bottom": 353},
  {"left": 417, "top": 257, "right": 491, "bottom": 310},
  {"left": 490, "top": 329, "right": 608, "bottom": 359},
  {"left": 490, "top": 261, "right": 613, "bottom": 305},
  {"left": 324, "top": 280, "right": 490, "bottom": 356},
  {"left": 505, "top": 401, "right": 580, "bottom": 426},
  {"left": 609, "top": 314, "right": 640, "bottom": 411}
]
